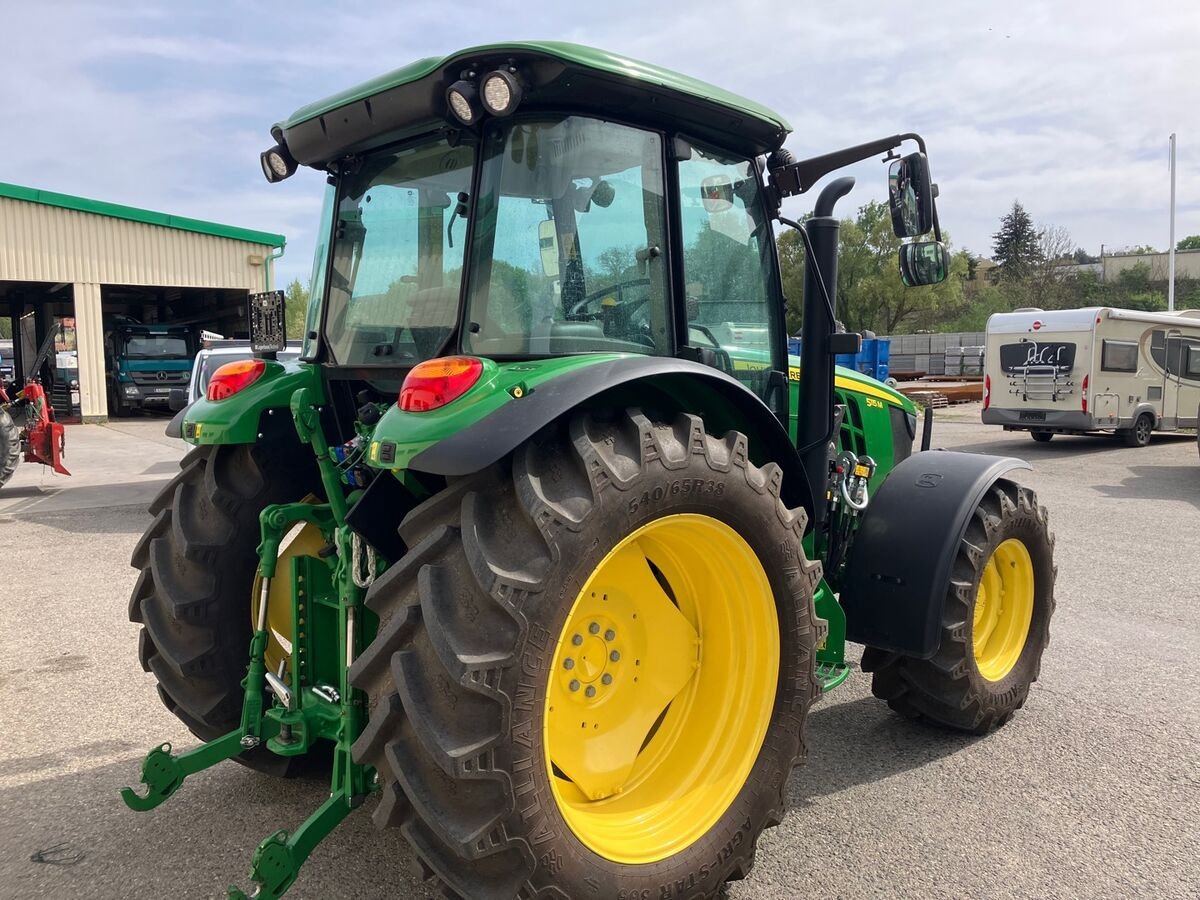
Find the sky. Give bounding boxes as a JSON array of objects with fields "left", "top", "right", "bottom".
[{"left": 2, "top": 1, "right": 1197, "bottom": 289}]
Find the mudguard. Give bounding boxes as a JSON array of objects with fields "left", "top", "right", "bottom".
[
  {"left": 839, "top": 450, "right": 1032, "bottom": 657},
  {"left": 407, "top": 356, "right": 815, "bottom": 521}
]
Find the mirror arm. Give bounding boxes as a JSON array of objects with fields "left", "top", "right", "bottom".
[
  {"left": 770, "top": 134, "right": 912, "bottom": 199},
  {"left": 768, "top": 134, "right": 941, "bottom": 239}
]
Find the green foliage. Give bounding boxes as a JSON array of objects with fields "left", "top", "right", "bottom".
[
  {"left": 284, "top": 279, "right": 310, "bottom": 341},
  {"left": 991, "top": 201, "right": 1043, "bottom": 280},
  {"left": 1177, "top": 234, "right": 1200, "bottom": 251},
  {"left": 777, "top": 201, "right": 967, "bottom": 336}
]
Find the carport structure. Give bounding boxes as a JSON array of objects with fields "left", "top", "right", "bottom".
[{"left": 0, "top": 182, "right": 285, "bottom": 421}]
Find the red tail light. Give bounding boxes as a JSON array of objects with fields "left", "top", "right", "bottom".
[
  {"left": 1081, "top": 374, "right": 1088, "bottom": 413},
  {"left": 399, "top": 357, "right": 483, "bottom": 411},
  {"left": 207, "top": 359, "right": 266, "bottom": 401},
  {"left": 983, "top": 374, "right": 991, "bottom": 411}
]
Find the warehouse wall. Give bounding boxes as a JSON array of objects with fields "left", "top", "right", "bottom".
[{"left": 0, "top": 197, "right": 270, "bottom": 291}]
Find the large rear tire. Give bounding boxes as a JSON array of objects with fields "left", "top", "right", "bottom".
[
  {"left": 862, "top": 479, "right": 1055, "bottom": 734},
  {"left": 0, "top": 408, "right": 19, "bottom": 488},
  {"left": 350, "top": 408, "right": 821, "bottom": 899},
  {"left": 129, "top": 440, "right": 319, "bottom": 773}
]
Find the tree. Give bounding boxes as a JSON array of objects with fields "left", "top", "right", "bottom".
[
  {"left": 776, "top": 227, "right": 806, "bottom": 334},
  {"left": 991, "top": 201, "right": 1043, "bottom": 280},
  {"left": 283, "top": 279, "right": 310, "bottom": 340},
  {"left": 1072, "top": 248, "right": 1099, "bottom": 264},
  {"left": 1177, "top": 235, "right": 1200, "bottom": 251},
  {"left": 778, "top": 201, "right": 966, "bottom": 335}
]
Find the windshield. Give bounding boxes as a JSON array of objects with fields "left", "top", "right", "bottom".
[
  {"left": 323, "top": 136, "right": 474, "bottom": 366},
  {"left": 123, "top": 334, "right": 190, "bottom": 358},
  {"left": 464, "top": 117, "right": 670, "bottom": 357}
]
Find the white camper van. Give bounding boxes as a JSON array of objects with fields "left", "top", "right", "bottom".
[{"left": 982, "top": 306, "right": 1200, "bottom": 446}]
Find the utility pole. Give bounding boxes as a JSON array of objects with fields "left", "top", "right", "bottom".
[{"left": 1168, "top": 133, "right": 1176, "bottom": 312}]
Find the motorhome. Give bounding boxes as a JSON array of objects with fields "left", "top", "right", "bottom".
[{"left": 982, "top": 306, "right": 1200, "bottom": 446}]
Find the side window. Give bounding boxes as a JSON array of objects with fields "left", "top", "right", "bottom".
[
  {"left": 1101, "top": 339, "right": 1138, "bottom": 373},
  {"left": 677, "top": 147, "right": 776, "bottom": 400}
]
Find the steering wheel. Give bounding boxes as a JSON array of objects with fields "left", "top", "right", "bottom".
[{"left": 567, "top": 278, "right": 651, "bottom": 319}]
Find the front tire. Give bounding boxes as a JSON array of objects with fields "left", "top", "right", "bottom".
[
  {"left": 1030, "top": 430, "right": 1053, "bottom": 443},
  {"left": 129, "top": 440, "right": 319, "bottom": 773},
  {"left": 350, "top": 408, "right": 821, "bottom": 899},
  {"left": 863, "top": 479, "right": 1055, "bottom": 733},
  {"left": 0, "top": 407, "right": 20, "bottom": 488}
]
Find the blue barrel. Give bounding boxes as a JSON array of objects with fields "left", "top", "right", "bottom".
[{"left": 788, "top": 336, "right": 890, "bottom": 382}]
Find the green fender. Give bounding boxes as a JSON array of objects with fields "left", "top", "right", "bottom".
[{"left": 178, "top": 361, "right": 323, "bottom": 446}]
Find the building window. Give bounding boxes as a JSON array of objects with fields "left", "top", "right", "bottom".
[{"left": 1100, "top": 339, "right": 1138, "bottom": 373}]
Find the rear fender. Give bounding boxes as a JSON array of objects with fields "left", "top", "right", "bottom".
[
  {"left": 178, "top": 361, "right": 320, "bottom": 446},
  {"left": 839, "top": 450, "right": 1032, "bottom": 657},
  {"left": 400, "top": 356, "right": 814, "bottom": 522}
]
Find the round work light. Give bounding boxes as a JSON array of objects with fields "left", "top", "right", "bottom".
[
  {"left": 480, "top": 69, "right": 522, "bottom": 117},
  {"left": 260, "top": 144, "right": 297, "bottom": 183},
  {"left": 446, "top": 80, "right": 481, "bottom": 125}
]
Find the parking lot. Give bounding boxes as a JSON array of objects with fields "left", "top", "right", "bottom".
[{"left": 1, "top": 409, "right": 1197, "bottom": 900}]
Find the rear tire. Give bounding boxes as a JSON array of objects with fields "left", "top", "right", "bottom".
[
  {"left": 1121, "top": 413, "right": 1153, "bottom": 448},
  {"left": 350, "top": 408, "right": 821, "bottom": 899},
  {"left": 862, "top": 479, "right": 1055, "bottom": 734},
  {"left": 1030, "top": 430, "right": 1053, "bottom": 443},
  {"left": 0, "top": 408, "right": 20, "bottom": 488},
  {"left": 129, "top": 440, "right": 320, "bottom": 774}
]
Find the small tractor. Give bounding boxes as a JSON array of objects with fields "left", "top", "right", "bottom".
[
  {"left": 0, "top": 326, "right": 71, "bottom": 489},
  {"left": 123, "top": 43, "right": 1057, "bottom": 899}
]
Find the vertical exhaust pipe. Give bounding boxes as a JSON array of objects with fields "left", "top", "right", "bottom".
[{"left": 797, "top": 176, "right": 855, "bottom": 536}]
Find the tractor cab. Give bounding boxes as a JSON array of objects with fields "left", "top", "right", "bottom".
[{"left": 263, "top": 43, "right": 944, "bottom": 424}]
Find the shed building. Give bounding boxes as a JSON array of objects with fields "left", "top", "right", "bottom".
[{"left": 0, "top": 181, "right": 285, "bottom": 421}]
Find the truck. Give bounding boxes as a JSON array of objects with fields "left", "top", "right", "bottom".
[
  {"left": 122, "top": 42, "right": 1057, "bottom": 900},
  {"left": 105, "top": 322, "right": 197, "bottom": 416},
  {"left": 982, "top": 305, "right": 1200, "bottom": 445}
]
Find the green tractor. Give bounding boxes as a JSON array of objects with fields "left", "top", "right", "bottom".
[{"left": 123, "top": 42, "right": 1056, "bottom": 900}]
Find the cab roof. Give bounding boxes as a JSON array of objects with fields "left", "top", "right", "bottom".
[{"left": 275, "top": 42, "right": 792, "bottom": 168}]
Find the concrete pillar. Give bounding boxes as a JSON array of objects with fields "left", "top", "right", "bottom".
[{"left": 73, "top": 282, "right": 108, "bottom": 422}]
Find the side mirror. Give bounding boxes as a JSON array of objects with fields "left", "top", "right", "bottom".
[
  {"left": 168, "top": 388, "right": 188, "bottom": 412},
  {"left": 248, "top": 290, "right": 286, "bottom": 354},
  {"left": 899, "top": 241, "right": 950, "bottom": 286},
  {"left": 888, "top": 152, "right": 935, "bottom": 238}
]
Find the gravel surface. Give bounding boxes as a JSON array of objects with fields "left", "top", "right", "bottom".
[{"left": 1, "top": 413, "right": 1196, "bottom": 899}]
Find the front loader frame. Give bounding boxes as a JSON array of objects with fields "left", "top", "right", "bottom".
[{"left": 121, "top": 386, "right": 379, "bottom": 899}]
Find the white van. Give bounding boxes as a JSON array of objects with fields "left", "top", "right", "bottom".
[{"left": 982, "top": 306, "right": 1200, "bottom": 446}]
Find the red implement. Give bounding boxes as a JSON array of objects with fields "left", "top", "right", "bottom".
[{"left": 18, "top": 383, "right": 71, "bottom": 476}]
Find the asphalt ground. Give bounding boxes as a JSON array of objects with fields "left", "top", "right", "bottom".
[{"left": 1, "top": 409, "right": 1197, "bottom": 899}]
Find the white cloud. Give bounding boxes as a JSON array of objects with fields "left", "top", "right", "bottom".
[{"left": 1, "top": 0, "right": 1197, "bottom": 288}]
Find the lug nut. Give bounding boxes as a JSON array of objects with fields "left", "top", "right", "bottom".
[
  {"left": 572, "top": 634, "right": 583, "bottom": 646},
  {"left": 569, "top": 679, "right": 580, "bottom": 692},
  {"left": 604, "top": 628, "right": 616, "bottom": 641},
  {"left": 589, "top": 622, "right": 600, "bottom": 635},
  {"left": 563, "top": 658, "right": 575, "bottom": 670},
  {"left": 602, "top": 674, "right": 613, "bottom": 685},
  {"left": 585, "top": 685, "right": 596, "bottom": 698},
  {"left": 610, "top": 650, "right": 620, "bottom": 662}
]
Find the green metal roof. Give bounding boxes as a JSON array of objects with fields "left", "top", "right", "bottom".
[
  {"left": 0, "top": 181, "right": 286, "bottom": 247},
  {"left": 277, "top": 41, "right": 791, "bottom": 138}
]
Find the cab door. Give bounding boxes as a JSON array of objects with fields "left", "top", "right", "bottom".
[{"left": 675, "top": 143, "right": 786, "bottom": 421}]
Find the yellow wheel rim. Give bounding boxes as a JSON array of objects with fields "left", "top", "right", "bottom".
[
  {"left": 972, "top": 538, "right": 1035, "bottom": 682},
  {"left": 251, "top": 520, "right": 326, "bottom": 676},
  {"left": 543, "top": 513, "right": 780, "bottom": 865}
]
